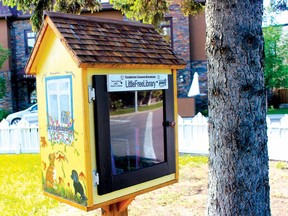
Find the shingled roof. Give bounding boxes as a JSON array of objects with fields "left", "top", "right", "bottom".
[{"left": 27, "top": 11, "right": 185, "bottom": 71}]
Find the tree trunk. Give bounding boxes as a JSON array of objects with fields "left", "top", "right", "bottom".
[{"left": 205, "top": 1, "right": 270, "bottom": 215}]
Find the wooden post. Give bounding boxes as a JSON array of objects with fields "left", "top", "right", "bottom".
[{"left": 101, "top": 198, "right": 134, "bottom": 216}]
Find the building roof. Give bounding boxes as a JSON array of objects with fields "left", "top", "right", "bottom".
[{"left": 27, "top": 11, "right": 185, "bottom": 72}]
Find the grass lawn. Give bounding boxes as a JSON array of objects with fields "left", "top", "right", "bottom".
[
  {"left": 267, "top": 108, "right": 288, "bottom": 115},
  {"left": 0, "top": 154, "right": 58, "bottom": 216},
  {"left": 201, "top": 107, "right": 288, "bottom": 117},
  {"left": 1, "top": 154, "right": 287, "bottom": 216},
  {"left": 0, "top": 154, "right": 206, "bottom": 216}
]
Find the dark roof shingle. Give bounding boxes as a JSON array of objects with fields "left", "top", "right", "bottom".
[{"left": 44, "top": 11, "right": 186, "bottom": 68}]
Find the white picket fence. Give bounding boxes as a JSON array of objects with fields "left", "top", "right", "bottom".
[
  {"left": 0, "top": 113, "right": 287, "bottom": 161},
  {"left": 178, "top": 113, "right": 209, "bottom": 155},
  {"left": 178, "top": 113, "right": 288, "bottom": 161},
  {"left": 0, "top": 119, "right": 39, "bottom": 154}
]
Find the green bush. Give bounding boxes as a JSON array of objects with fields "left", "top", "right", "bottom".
[
  {"left": 201, "top": 109, "right": 208, "bottom": 117},
  {"left": 0, "top": 77, "right": 6, "bottom": 99},
  {"left": 0, "top": 108, "right": 9, "bottom": 121},
  {"left": 111, "top": 99, "right": 123, "bottom": 110},
  {"left": 0, "top": 44, "right": 9, "bottom": 100}
]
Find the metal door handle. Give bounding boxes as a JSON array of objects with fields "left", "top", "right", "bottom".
[{"left": 163, "top": 121, "right": 176, "bottom": 128}]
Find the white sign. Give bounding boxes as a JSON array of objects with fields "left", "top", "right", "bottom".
[{"left": 107, "top": 74, "right": 169, "bottom": 92}]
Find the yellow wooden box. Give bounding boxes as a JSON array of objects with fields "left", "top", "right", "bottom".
[{"left": 25, "top": 11, "right": 185, "bottom": 211}]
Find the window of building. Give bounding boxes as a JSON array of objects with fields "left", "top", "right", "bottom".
[
  {"left": 25, "top": 30, "right": 36, "bottom": 55},
  {"left": 27, "top": 80, "right": 37, "bottom": 104},
  {"left": 161, "top": 17, "right": 173, "bottom": 49}
]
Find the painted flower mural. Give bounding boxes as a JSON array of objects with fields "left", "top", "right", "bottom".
[{"left": 47, "top": 115, "right": 75, "bottom": 145}]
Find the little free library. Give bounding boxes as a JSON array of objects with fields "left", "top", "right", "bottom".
[{"left": 25, "top": 11, "right": 185, "bottom": 214}]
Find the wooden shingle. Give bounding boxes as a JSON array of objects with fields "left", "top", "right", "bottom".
[{"left": 42, "top": 11, "right": 186, "bottom": 68}]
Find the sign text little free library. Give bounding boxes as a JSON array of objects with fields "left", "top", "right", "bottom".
[{"left": 107, "top": 74, "right": 168, "bottom": 92}]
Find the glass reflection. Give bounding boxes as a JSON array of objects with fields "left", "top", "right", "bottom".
[{"left": 109, "top": 90, "right": 165, "bottom": 175}]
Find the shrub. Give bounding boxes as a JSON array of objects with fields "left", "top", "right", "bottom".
[
  {"left": 0, "top": 77, "right": 6, "bottom": 99},
  {"left": 0, "top": 108, "right": 9, "bottom": 121}
]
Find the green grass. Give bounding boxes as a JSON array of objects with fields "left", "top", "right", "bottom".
[
  {"left": 179, "top": 154, "right": 208, "bottom": 167},
  {"left": 200, "top": 107, "right": 288, "bottom": 117},
  {"left": 0, "top": 153, "right": 207, "bottom": 215},
  {"left": 267, "top": 108, "right": 288, "bottom": 115},
  {"left": 0, "top": 154, "right": 58, "bottom": 216},
  {"left": 275, "top": 162, "right": 288, "bottom": 170}
]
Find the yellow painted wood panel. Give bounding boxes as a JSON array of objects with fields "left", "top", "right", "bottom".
[{"left": 34, "top": 26, "right": 91, "bottom": 207}]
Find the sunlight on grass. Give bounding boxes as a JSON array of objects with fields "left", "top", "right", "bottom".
[
  {"left": 0, "top": 154, "right": 58, "bottom": 216},
  {"left": 179, "top": 154, "right": 208, "bottom": 168},
  {"left": 0, "top": 154, "right": 207, "bottom": 215},
  {"left": 275, "top": 162, "right": 288, "bottom": 170}
]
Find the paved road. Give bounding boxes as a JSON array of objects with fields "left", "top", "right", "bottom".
[{"left": 110, "top": 108, "right": 165, "bottom": 171}]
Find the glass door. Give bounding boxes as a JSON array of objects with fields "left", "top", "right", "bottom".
[{"left": 93, "top": 75, "right": 175, "bottom": 195}]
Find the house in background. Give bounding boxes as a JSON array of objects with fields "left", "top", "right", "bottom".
[
  {"left": 0, "top": 1, "right": 37, "bottom": 112},
  {"left": 0, "top": 2, "right": 13, "bottom": 112},
  {"left": 0, "top": 0, "right": 208, "bottom": 117},
  {"left": 0, "top": 1, "right": 126, "bottom": 112},
  {"left": 168, "top": 0, "right": 207, "bottom": 116}
]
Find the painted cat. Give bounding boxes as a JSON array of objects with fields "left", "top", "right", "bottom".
[{"left": 46, "top": 153, "right": 56, "bottom": 188}]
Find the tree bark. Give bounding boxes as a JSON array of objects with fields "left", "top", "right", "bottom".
[{"left": 205, "top": 1, "right": 270, "bottom": 215}]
